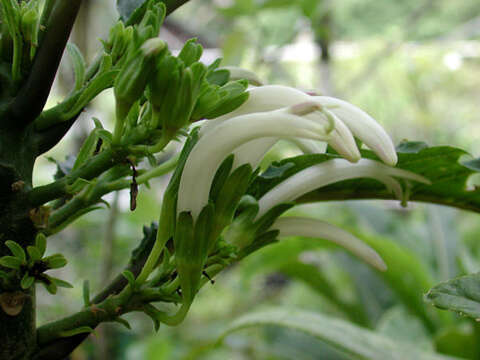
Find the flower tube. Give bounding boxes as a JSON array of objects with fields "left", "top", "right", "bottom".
[
  {"left": 257, "top": 158, "right": 430, "bottom": 219},
  {"left": 177, "top": 107, "right": 332, "bottom": 219},
  {"left": 271, "top": 216, "right": 387, "bottom": 271},
  {"left": 202, "top": 85, "right": 396, "bottom": 166}
]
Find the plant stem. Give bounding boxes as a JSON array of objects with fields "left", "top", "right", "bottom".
[
  {"left": 10, "top": 0, "right": 83, "bottom": 125},
  {"left": 27, "top": 148, "right": 128, "bottom": 207}
]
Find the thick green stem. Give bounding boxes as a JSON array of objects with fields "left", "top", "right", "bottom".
[
  {"left": 27, "top": 148, "right": 129, "bottom": 207},
  {"left": 9, "top": 0, "right": 83, "bottom": 125}
]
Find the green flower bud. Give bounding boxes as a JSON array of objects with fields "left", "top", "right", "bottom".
[
  {"left": 114, "top": 38, "right": 167, "bottom": 142},
  {"left": 174, "top": 205, "right": 213, "bottom": 304},
  {"left": 178, "top": 38, "right": 203, "bottom": 67}
]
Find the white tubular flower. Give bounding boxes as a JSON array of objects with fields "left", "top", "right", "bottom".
[
  {"left": 231, "top": 107, "right": 360, "bottom": 168},
  {"left": 201, "top": 85, "right": 393, "bottom": 165},
  {"left": 177, "top": 107, "right": 332, "bottom": 219},
  {"left": 257, "top": 158, "right": 431, "bottom": 219},
  {"left": 271, "top": 217, "right": 387, "bottom": 271},
  {"left": 312, "top": 95, "right": 398, "bottom": 166}
]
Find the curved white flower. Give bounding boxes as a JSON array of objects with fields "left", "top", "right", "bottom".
[
  {"left": 312, "top": 95, "right": 397, "bottom": 166},
  {"left": 271, "top": 216, "right": 387, "bottom": 271},
  {"left": 178, "top": 107, "right": 332, "bottom": 219},
  {"left": 257, "top": 158, "right": 430, "bottom": 219},
  {"left": 202, "top": 85, "right": 396, "bottom": 166}
]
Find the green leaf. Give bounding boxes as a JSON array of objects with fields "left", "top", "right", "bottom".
[
  {"left": 20, "top": 274, "right": 35, "bottom": 289},
  {"left": 425, "top": 272, "right": 480, "bottom": 320},
  {"left": 0, "top": 256, "right": 23, "bottom": 269},
  {"left": 4, "top": 240, "right": 26, "bottom": 262},
  {"left": 114, "top": 317, "right": 132, "bottom": 330},
  {"left": 219, "top": 308, "right": 460, "bottom": 360},
  {"left": 27, "top": 246, "right": 42, "bottom": 262},
  {"left": 67, "top": 43, "right": 86, "bottom": 91},
  {"left": 35, "top": 233, "right": 47, "bottom": 257},
  {"left": 248, "top": 144, "right": 480, "bottom": 213},
  {"left": 44, "top": 254, "right": 67, "bottom": 269},
  {"left": 51, "top": 277, "right": 74, "bottom": 288}
]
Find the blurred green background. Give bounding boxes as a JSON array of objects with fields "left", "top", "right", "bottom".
[{"left": 34, "top": 0, "right": 480, "bottom": 359}]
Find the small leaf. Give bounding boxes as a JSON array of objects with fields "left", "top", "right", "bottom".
[
  {"left": 114, "top": 317, "right": 131, "bottom": 330},
  {"left": 42, "top": 280, "right": 57, "bottom": 294},
  {"left": 5, "top": 240, "right": 26, "bottom": 262},
  {"left": 0, "top": 256, "right": 23, "bottom": 270},
  {"left": 59, "top": 326, "right": 94, "bottom": 338},
  {"left": 51, "top": 277, "right": 74, "bottom": 288},
  {"left": 20, "top": 274, "right": 35, "bottom": 290},
  {"left": 35, "top": 233, "right": 47, "bottom": 257},
  {"left": 44, "top": 254, "right": 67, "bottom": 269},
  {"left": 143, "top": 303, "right": 161, "bottom": 332},
  {"left": 67, "top": 43, "right": 86, "bottom": 91},
  {"left": 27, "top": 246, "right": 41, "bottom": 262}
]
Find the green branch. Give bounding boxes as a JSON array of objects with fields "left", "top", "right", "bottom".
[
  {"left": 9, "top": 0, "right": 83, "bottom": 125},
  {"left": 44, "top": 153, "right": 179, "bottom": 234},
  {"left": 27, "top": 148, "right": 129, "bottom": 207}
]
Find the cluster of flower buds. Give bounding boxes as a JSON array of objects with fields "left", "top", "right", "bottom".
[
  {"left": 103, "top": 0, "right": 250, "bottom": 151},
  {"left": 0, "top": 0, "right": 42, "bottom": 86},
  {"left": 148, "top": 84, "right": 431, "bottom": 319}
]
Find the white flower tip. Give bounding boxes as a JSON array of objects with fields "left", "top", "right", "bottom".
[{"left": 382, "top": 151, "right": 398, "bottom": 167}]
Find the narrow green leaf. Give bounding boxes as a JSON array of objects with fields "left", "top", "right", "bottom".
[
  {"left": 27, "top": 246, "right": 42, "bottom": 262},
  {"left": 35, "top": 233, "right": 47, "bottom": 257},
  {"left": 114, "top": 317, "right": 131, "bottom": 330},
  {"left": 73, "top": 130, "right": 100, "bottom": 171},
  {"left": 67, "top": 43, "right": 86, "bottom": 91},
  {"left": 51, "top": 277, "right": 74, "bottom": 288},
  {"left": 21, "top": 274, "right": 35, "bottom": 290},
  {"left": 219, "top": 308, "right": 460, "bottom": 360},
  {"left": 44, "top": 254, "right": 67, "bottom": 269},
  {"left": 5, "top": 240, "right": 26, "bottom": 262}
]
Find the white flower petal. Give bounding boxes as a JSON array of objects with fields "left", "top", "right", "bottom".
[
  {"left": 178, "top": 110, "right": 331, "bottom": 219},
  {"left": 290, "top": 138, "right": 328, "bottom": 154},
  {"left": 271, "top": 216, "right": 387, "bottom": 271},
  {"left": 257, "top": 158, "right": 430, "bottom": 218},
  {"left": 313, "top": 96, "right": 398, "bottom": 166}
]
